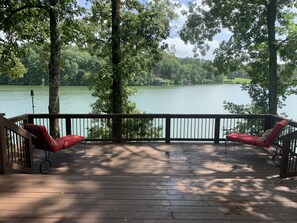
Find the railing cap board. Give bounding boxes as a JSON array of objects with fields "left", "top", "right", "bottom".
[
  {"left": 2, "top": 116, "right": 32, "bottom": 139},
  {"left": 27, "top": 113, "right": 271, "bottom": 119},
  {"left": 9, "top": 114, "right": 29, "bottom": 123}
]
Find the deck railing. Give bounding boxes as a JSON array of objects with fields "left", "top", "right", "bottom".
[
  {"left": 9, "top": 113, "right": 295, "bottom": 143},
  {"left": 4, "top": 113, "right": 297, "bottom": 177}
]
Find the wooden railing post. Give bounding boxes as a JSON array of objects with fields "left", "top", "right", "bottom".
[
  {"left": 27, "top": 114, "right": 34, "bottom": 124},
  {"left": 280, "top": 140, "right": 290, "bottom": 178},
  {"left": 0, "top": 115, "right": 8, "bottom": 174},
  {"left": 66, "top": 116, "right": 72, "bottom": 135},
  {"left": 165, "top": 116, "right": 171, "bottom": 144},
  {"left": 264, "top": 115, "right": 274, "bottom": 130},
  {"left": 214, "top": 117, "right": 220, "bottom": 144},
  {"left": 112, "top": 115, "right": 122, "bottom": 142}
]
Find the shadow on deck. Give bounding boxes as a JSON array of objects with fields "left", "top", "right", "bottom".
[{"left": 0, "top": 142, "right": 297, "bottom": 222}]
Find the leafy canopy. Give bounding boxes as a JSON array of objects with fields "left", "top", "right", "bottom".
[
  {"left": 86, "top": 0, "right": 178, "bottom": 114},
  {"left": 0, "top": 0, "right": 85, "bottom": 79},
  {"left": 180, "top": 0, "right": 297, "bottom": 115}
]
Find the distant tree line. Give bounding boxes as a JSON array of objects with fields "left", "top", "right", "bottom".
[
  {"left": 0, "top": 44, "right": 101, "bottom": 86},
  {"left": 0, "top": 44, "right": 248, "bottom": 86}
]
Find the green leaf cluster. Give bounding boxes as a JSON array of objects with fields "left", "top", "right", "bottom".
[{"left": 0, "top": 0, "right": 85, "bottom": 80}]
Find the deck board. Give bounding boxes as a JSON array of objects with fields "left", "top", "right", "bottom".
[{"left": 0, "top": 142, "right": 296, "bottom": 222}]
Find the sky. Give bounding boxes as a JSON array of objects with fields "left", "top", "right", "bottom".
[
  {"left": 167, "top": 0, "right": 205, "bottom": 59},
  {"left": 167, "top": 0, "right": 232, "bottom": 60},
  {"left": 77, "top": 0, "right": 229, "bottom": 60}
]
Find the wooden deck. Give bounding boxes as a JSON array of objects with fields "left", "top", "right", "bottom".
[{"left": 0, "top": 142, "right": 297, "bottom": 223}]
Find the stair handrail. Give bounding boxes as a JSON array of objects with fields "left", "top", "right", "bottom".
[{"left": 0, "top": 115, "right": 34, "bottom": 174}]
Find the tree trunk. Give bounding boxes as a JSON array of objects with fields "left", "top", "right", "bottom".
[
  {"left": 48, "top": 0, "right": 60, "bottom": 138},
  {"left": 266, "top": 0, "right": 278, "bottom": 115},
  {"left": 111, "top": 0, "right": 122, "bottom": 141}
]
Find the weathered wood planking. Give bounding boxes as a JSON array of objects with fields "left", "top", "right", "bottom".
[{"left": 0, "top": 143, "right": 296, "bottom": 222}]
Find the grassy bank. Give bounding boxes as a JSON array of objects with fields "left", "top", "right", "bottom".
[{"left": 223, "top": 77, "right": 251, "bottom": 84}]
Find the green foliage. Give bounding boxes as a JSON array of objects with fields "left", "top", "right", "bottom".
[
  {"left": 223, "top": 100, "right": 266, "bottom": 136},
  {"left": 0, "top": 44, "right": 101, "bottom": 85},
  {"left": 0, "top": 44, "right": 232, "bottom": 86},
  {"left": 86, "top": 0, "right": 178, "bottom": 114},
  {"left": 0, "top": 0, "right": 86, "bottom": 81},
  {"left": 180, "top": 0, "right": 297, "bottom": 115},
  {"left": 60, "top": 46, "right": 102, "bottom": 86},
  {"left": 152, "top": 54, "right": 224, "bottom": 85},
  {"left": 85, "top": 0, "right": 177, "bottom": 139},
  {"left": 0, "top": 53, "right": 27, "bottom": 80},
  {"left": 88, "top": 116, "right": 163, "bottom": 140},
  {"left": 88, "top": 100, "right": 163, "bottom": 140},
  {"left": 122, "top": 118, "right": 163, "bottom": 139}
]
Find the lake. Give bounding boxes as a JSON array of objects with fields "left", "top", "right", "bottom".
[{"left": 1, "top": 84, "right": 296, "bottom": 120}]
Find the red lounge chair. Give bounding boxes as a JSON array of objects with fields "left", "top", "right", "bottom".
[
  {"left": 24, "top": 123, "right": 85, "bottom": 174},
  {"left": 225, "top": 119, "right": 289, "bottom": 166}
]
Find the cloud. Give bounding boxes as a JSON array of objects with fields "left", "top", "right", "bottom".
[
  {"left": 163, "top": 37, "right": 219, "bottom": 60},
  {"left": 164, "top": 0, "right": 222, "bottom": 60},
  {"left": 164, "top": 1, "right": 195, "bottom": 58},
  {"left": 204, "top": 40, "right": 220, "bottom": 60},
  {"left": 164, "top": 37, "right": 194, "bottom": 58},
  {"left": 169, "top": 1, "right": 188, "bottom": 37}
]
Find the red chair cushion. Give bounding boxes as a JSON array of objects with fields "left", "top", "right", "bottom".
[
  {"left": 264, "top": 119, "right": 287, "bottom": 145},
  {"left": 24, "top": 123, "right": 85, "bottom": 152},
  {"left": 227, "top": 133, "right": 268, "bottom": 147},
  {"left": 226, "top": 119, "right": 288, "bottom": 148},
  {"left": 53, "top": 135, "right": 85, "bottom": 152}
]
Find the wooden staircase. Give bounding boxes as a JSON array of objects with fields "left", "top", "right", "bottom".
[{"left": 0, "top": 114, "right": 34, "bottom": 174}]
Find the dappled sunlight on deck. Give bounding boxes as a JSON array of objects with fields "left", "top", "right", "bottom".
[{"left": 0, "top": 142, "right": 297, "bottom": 222}]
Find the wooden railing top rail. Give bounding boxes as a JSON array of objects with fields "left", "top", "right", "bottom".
[
  {"left": 27, "top": 113, "right": 271, "bottom": 118},
  {"left": 8, "top": 114, "right": 29, "bottom": 124},
  {"left": 1, "top": 116, "right": 32, "bottom": 139}
]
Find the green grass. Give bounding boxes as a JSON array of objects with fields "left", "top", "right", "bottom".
[{"left": 223, "top": 77, "right": 251, "bottom": 84}]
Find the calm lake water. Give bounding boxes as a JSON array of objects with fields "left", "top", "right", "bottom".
[{"left": 1, "top": 84, "right": 296, "bottom": 120}]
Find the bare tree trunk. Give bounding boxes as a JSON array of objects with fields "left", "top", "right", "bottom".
[
  {"left": 266, "top": 0, "right": 278, "bottom": 115},
  {"left": 111, "top": 0, "right": 122, "bottom": 141},
  {"left": 48, "top": 0, "right": 60, "bottom": 137}
]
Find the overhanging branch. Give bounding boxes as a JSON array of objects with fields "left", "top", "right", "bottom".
[{"left": 0, "top": 4, "right": 47, "bottom": 30}]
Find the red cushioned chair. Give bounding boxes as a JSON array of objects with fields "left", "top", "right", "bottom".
[
  {"left": 225, "top": 119, "right": 289, "bottom": 166},
  {"left": 24, "top": 123, "right": 85, "bottom": 174}
]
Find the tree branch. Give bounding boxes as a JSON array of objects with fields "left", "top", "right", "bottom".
[
  {"left": 0, "top": 4, "right": 47, "bottom": 30},
  {"left": 277, "top": 38, "right": 288, "bottom": 45}
]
